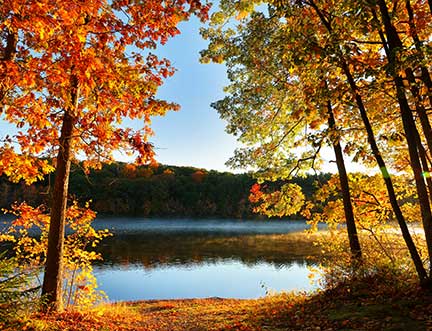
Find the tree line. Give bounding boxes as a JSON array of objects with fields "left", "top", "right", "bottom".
[{"left": 0, "top": 162, "right": 328, "bottom": 219}]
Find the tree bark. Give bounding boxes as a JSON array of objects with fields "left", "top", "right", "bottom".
[
  {"left": 402, "top": 67, "right": 432, "bottom": 158},
  {"left": 405, "top": 0, "right": 432, "bottom": 109},
  {"left": 341, "top": 60, "right": 429, "bottom": 284},
  {"left": 373, "top": 1, "right": 432, "bottom": 205},
  {"left": 41, "top": 78, "right": 78, "bottom": 311},
  {"left": 326, "top": 98, "right": 362, "bottom": 262},
  {"left": 404, "top": 0, "right": 432, "bottom": 200},
  {"left": 376, "top": 0, "right": 432, "bottom": 277},
  {"left": 327, "top": 91, "right": 362, "bottom": 264},
  {"left": 416, "top": 134, "right": 432, "bottom": 204},
  {"left": 0, "top": 30, "right": 17, "bottom": 108}
]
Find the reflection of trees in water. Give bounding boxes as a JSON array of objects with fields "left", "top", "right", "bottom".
[{"left": 96, "top": 232, "right": 322, "bottom": 269}]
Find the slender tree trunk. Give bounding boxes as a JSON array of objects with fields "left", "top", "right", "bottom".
[
  {"left": 402, "top": 67, "right": 432, "bottom": 157},
  {"left": 307, "top": 0, "right": 429, "bottom": 284},
  {"left": 326, "top": 98, "right": 362, "bottom": 262},
  {"left": 404, "top": 0, "right": 432, "bottom": 199},
  {"left": 405, "top": 0, "right": 432, "bottom": 109},
  {"left": 41, "top": 78, "right": 78, "bottom": 311},
  {"left": 376, "top": 0, "right": 432, "bottom": 277},
  {"left": 419, "top": 68, "right": 432, "bottom": 109},
  {"left": 373, "top": 2, "right": 432, "bottom": 204},
  {"left": 415, "top": 103, "right": 432, "bottom": 158},
  {"left": 417, "top": 134, "right": 432, "bottom": 204}
]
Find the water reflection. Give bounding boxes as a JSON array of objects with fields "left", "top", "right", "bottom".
[
  {"left": 91, "top": 218, "right": 322, "bottom": 300},
  {"left": 96, "top": 232, "right": 320, "bottom": 269},
  {"left": 94, "top": 260, "right": 314, "bottom": 301}
]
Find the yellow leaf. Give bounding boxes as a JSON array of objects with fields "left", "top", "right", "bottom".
[
  {"left": 236, "top": 10, "right": 249, "bottom": 20},
  {"left": 78, "top": 33, "right": 86, "bottom": 43}
]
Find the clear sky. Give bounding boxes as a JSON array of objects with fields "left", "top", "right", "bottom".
[{"left": 141, "top": 15, "right": 241, "bottom": 172}]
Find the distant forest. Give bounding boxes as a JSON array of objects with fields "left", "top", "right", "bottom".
[{"left": 0, "top": 163, "right": 330, "bottom": 219}]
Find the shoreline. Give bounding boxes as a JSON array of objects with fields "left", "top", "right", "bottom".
[{"left": 10, "top": 279, "right": 431, "bottom": 331}]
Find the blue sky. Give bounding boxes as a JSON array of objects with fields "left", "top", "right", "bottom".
[
  {"left": 146, "top": 16, "right": 240, "bottom": 172},
  {"left": 142, "top": 15, "right": 336, "bottom": 173}
]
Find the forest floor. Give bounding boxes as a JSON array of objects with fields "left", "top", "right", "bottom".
[{"left": 7, "top": 274, "right": 432, "bottom": 331}]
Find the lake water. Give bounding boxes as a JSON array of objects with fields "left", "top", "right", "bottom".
[{"left": 92, "top": 218, "right": 322, "bottom": 301}]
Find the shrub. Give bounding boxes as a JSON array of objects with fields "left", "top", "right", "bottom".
[
  {"left": 0, "top": 251, "right": 40, "bottom": 324},
  {"left": 0, "top": 201, "right": 111, "bottom": 311}
]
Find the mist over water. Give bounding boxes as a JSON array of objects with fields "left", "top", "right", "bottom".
[{"left": 92, "top": 217, "right": 317, "bottom": 234}]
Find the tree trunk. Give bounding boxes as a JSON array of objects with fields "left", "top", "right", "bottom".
[
  {"left": 376, "top": 0, "right": 432, "bottom": 277},
  {"left": 404, "top": 0, "right": 432, "bottom": 199},
  {"left": 41, "top": 78, "right": 78, "bottom": 311},
  {"left": 326, "top": 98, "right": 362, "bottom": 262},
  {"left": 402, "top": 67, "right": 432, "bottom": 158},
  {"left": 41, "top": 111, "right": 73, "bottom": 311},
  {"left": 405, "top": 0, "right": 432, "bottom": 109},
  {"left": 417, "top": 135, "right": 432, "bottom": 204}
]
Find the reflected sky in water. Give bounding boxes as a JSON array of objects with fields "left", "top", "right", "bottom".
[{"left": 95, "top": 260, "right": 316, "bottom": 301}]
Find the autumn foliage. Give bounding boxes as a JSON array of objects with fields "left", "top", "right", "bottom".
[{"left": 1, "top": 0, "right": 210, "bottom": 171}]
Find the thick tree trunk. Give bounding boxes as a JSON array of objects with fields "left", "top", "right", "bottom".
[
  {"left": 376, "top": 0, "right": 432, "bottom": 277},
  {"left": 41, "top": 111, "right": 74, "bottom": 311},
  {"left": 41, "top": 78, "right": 78, "bottom": 311},
  {"left": 326, "top": 99, "right": 362, "bottom": 262}
]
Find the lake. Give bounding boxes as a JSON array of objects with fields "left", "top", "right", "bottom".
[{"left": 92, "top": 218, "right": 323, "bottom": 301}]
